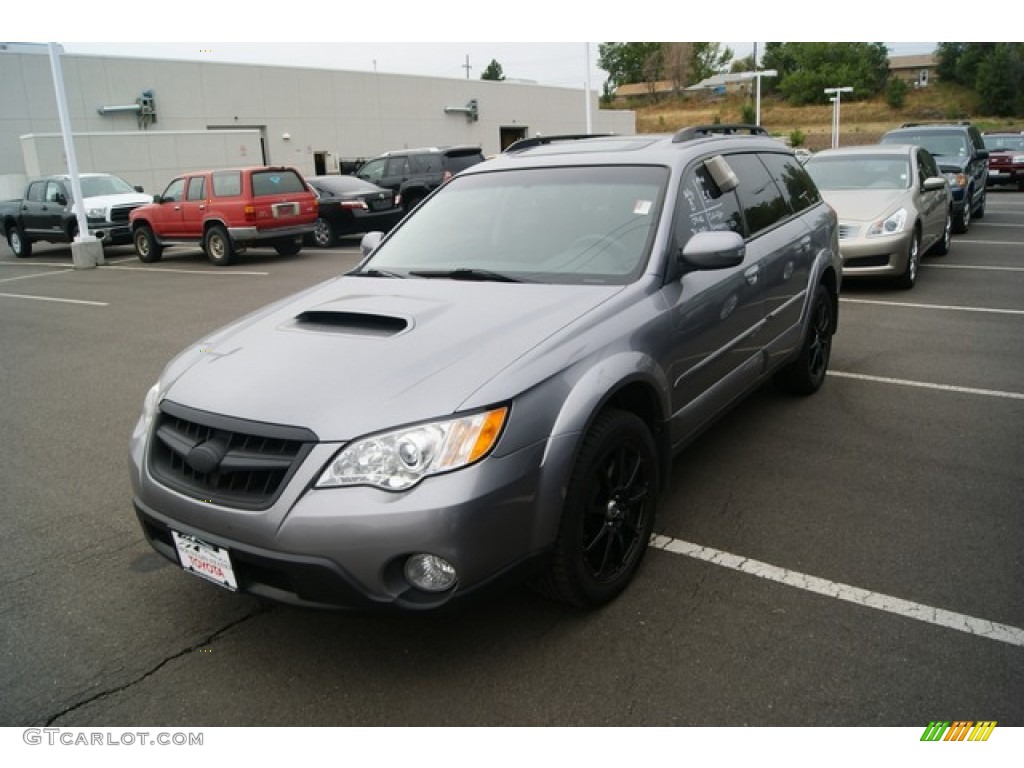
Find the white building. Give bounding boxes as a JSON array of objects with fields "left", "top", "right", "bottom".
[{"left": 0, "top": 43, "right": 634, "bottom": 198}]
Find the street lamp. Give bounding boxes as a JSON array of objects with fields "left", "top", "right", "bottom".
[
  {"left": 739, "top": 69, "right": 777, "bottom": 125},
  {"left": 824, "top": 86, "right": 853, "bottom": 148}
]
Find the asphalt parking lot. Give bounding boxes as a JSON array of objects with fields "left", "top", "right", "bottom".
[{"left": 1, "top": 196, "right": 1022, "bottom": 729}]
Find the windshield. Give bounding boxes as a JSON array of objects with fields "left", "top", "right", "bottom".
[
  {"left": 885, "top": 131, "right": 967, "bottom": 158},
  {"left": 985, "top": 135, "right": 1024, "bottom": 151},
  {"left": 361, "top": 166, "right": 668, "bottom": 285},
  {"left": 805, "top": 156, "right": 911, "bottom": 191},
  {"left": 78, "top": 175, "right": 138, "bottom": 197}
]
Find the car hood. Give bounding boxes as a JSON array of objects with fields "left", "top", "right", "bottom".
[
  {"left": 160, "top": 277, "right": 623, "bottom": 440},
  {"left": 82, "top": 192, "right": 152, "bottom": 208},
  {"left": 819, "top": 189, "right": 911, "bottom": 222}
]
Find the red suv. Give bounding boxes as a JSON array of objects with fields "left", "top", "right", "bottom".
[
  {"left": 130, "top": 166, "right": 318, "bottom": 266},
  {"left": 983, "top": 131, "right": 1024, "bottom": 192}
]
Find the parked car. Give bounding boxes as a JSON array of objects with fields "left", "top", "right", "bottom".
[
  {"left": 982, "top": 131, "right": 1024, "bottom": 191},
  {"left": 129, "top": 166, "right": 318, "bottom": 266},
  {"left": 305, "top": 175, "right": 403, "bottom": 247},
  {"left": 355, "top": 146, "right": 485, "bottom": 213},
  {"left": 130, "top": 127, "right": 840, "bottom": 612},
  {"left": 879, "top": 123, "right": 988, "bottom": 233},
  {"left": 2, "top": 173, "right": 150, "bottom": 258},
  {"left": 804, "top": 144, "right": 952, "bottom": 289}
]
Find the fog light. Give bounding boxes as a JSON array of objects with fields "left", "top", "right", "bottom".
[{"left": 404, "top": 554, "right": 457, "bottom": 593}]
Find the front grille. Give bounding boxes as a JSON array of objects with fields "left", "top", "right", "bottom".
[
  {"left": 149, "top": 401, "right": 317, "bottom": 510},
  {"left": 110, "top": 204, "right": 142, "bottom": 224},
  {"left": 838, "top": 223, "right": 860, "bottom": 240}
]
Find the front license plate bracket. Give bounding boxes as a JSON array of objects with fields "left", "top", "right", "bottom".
[{"left": 171, "top": 530, "right": 239, "bottom": 591}]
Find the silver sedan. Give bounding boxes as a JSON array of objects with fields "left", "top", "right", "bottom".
[{"left": 804, "top": 143, "right": 952, "bottom": 289}]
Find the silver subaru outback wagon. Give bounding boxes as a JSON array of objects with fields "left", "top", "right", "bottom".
[{"left": 130, "top": 127, "right": 841, "bottom": 611}]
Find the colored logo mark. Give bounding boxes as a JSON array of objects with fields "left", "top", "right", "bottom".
[{"left": 920, "top": 721, "right": 997, "bottom": 741}]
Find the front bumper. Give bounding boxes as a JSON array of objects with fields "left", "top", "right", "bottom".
[
  {"left": 986, "top": 168, "right": 1023, "bottom": 187},
  {"left": 837, "top": 226, "right": 914, "bottom": 278},
  {"left": 131, "top": 423, "right": 573, "bottom": 611}
]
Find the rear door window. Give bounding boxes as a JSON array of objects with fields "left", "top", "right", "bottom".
[
  {"left": 758, "top": 152, "right": 820, "bottom": 213},
  {"left": 725, "top": 153, "right": 790, "bottom": 236},
  {"left": 186, "top": 177, "right": 206, "bottom": 201}
]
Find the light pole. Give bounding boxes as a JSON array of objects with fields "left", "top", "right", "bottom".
[
  {"left": 739, "top": 69, "right": 777, "bottom": 126},
  {"left": 824, "top": 86, "right": 853, "bottom": 148}
]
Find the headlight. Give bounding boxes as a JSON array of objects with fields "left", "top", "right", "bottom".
[
  {"left": 133, "top": 382, "right": 162, "bottom": 441},
  {"left": 86, "top": 206, "right": 106, "bottom": 221},
  {"left": 1012, "top": 155, "right": 1024, "bottom": 164},
  {"left": 944, "top": 172, "right": 967, "bottom": 189},
  {"left": 316, "top": 406, "right": 508, "bottom": 491},
  {"left": 867, "top": 208, "right": 908, "bottom": 237}
]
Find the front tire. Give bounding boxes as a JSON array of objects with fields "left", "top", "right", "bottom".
[
  {"left": 7, "top": 225, "right": 32, "bottom": 258},
  {"left": 894, "top": 230, "right": 920, "bottom": 290},
  {"left": 133, "top": 225, "right": 163, "bottom": 263},
  {"left": 953, "top": 198, "right": 971, "bottom": 234},
  {"left": 930, "top": 210, "right": 952, "bottom": 256},
  {"left": 775, "top": 283, "right": 835, "bottom": 396},
  {"left": 536, "top": 409, "right": 658, "bottom": 608},
  {"left": 204, "top": 225, "right": 235, "bottom": 266}
]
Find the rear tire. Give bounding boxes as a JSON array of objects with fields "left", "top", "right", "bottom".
[
  {"left": 133, "top": 225, "right": 163, "bottom": 263},
  {"left": 775, "top": 283, "right": 834, "bottom": 396},
  {"left": 273, "top": 238, "right": 302, "bottom": 257},
  {"left": 535, "top": 409, "right": 658, "bottom": 608},
  {"left": 204, "top": 225, "right": 235, "bottom": 266},
  {"left": 7, "top": 225, "right": 32, "bottom": 258},
  {"left": 311, "top": 217, "right": 334, "bottom": 247}
]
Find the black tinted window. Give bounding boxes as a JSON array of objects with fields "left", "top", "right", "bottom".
[
  {"left": 727, "top": 153, "right": 789, "bottom": 236},
  {"left": 759, "top": 153, "right": 820, "bottom": 213},
  {"left": 674, "top": 162, "right": 744, "bottom": 251},
  {"left": 446, "top": 153, "right": 482, "bottom": 174},
  {"left": 412, "top": 154, "right": 442, "bottom": 174}
]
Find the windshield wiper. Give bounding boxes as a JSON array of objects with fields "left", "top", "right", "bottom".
[
  {"left": 409, "top": 268, "right": 523, "bottom": 283},
  {"left": 350, "top": 268, "right": 406, "bottom": 279}
]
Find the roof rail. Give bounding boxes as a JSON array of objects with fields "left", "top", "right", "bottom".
[
  {"left": 673, "top": 124, "right": 768, "bottom": 143},
  {"left": 503, "top": 133, "right": 614, "bottom": 153},
  {"left": 899, "top": 121, "right": 973, "bottom": 128}
]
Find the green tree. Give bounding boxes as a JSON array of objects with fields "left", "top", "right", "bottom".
[
  {"left": 690, "top": 42, "right": 734, "bottom": 83},
  {"left": 762, "top": 42, "right": 889, "bottom": 105},
  {"left": 598, "top": 42, "right": 663, "bottom": 90},
  {"left": 886, "top": 77, "right": 909, "bottom": 109},
  {"left": 481, "top": 59, "right": 505, "bottom": 81},
  {"left": 937, "top": 42, "right": 1024, "bottom": 117}
]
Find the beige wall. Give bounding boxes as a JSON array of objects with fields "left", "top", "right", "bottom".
[{"left": 1, "top": 47, "right": 635, "bottom": 189}]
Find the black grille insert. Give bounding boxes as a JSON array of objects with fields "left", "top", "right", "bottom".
[{"left": 149, "top": 401, "right": 317, "bottom": 510}]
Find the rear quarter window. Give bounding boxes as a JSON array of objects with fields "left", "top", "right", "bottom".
[
  {"left": 250, "top": 170, "right": 306, "bottom": 196},
  {"left": 212, "top": 171, "right": 242, "bottom": 197}
]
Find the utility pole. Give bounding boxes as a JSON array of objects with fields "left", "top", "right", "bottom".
[{"left": 462, "top": 55, "right": 472, "bottom": 79}]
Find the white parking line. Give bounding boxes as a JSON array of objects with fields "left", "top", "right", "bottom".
[
  {"left": 0, "top": 269, "right": 74, "bottom": 284},
  {"left": 840, "top": 298, "right": 1024, "bottom": 316},
  {"left": 650, "top": 535, "right": 1024, "bottom": 648},
  {"left": 953, "top": 239, "right": 1024, "bottom": 246},
  {"left": 106, "top": 266, "right": 269, "bottom": 276},
  {"left": 828, "top": 370, "right": 1024, "bottom": 400},
  {"left": 0, "top": 292, "right": 108, "bottom": 306},
  {"left": 924, "top": 264, "right": 1024, "bottom": 272}
]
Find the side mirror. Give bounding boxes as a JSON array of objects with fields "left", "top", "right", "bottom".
[
  {"left": 134, "top": 185, "right": 145, "bottom": 193},
  {"left": 152, "top": 195, "right": 163, "bottom": 204},
  {"left": 360, "top": 231, "right": 384, "bottom": 257},
  {"left": 976, "top": 149, "right": 989, "bottom": 160},
  {"left": 681, "top": 230, "right": 746, "bottom": 271},
  {"left": 922, "top": 177, "right": 946, "bottom": 192},
  {"left": 54, "top": 193, "right": 68, "bottom": 206}
]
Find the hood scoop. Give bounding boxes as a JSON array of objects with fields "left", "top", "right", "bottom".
[{"left": 291, "top": 310, "right": 409, "bottom": 337}]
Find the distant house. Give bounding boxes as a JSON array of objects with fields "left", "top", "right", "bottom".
[
  {"left": 614, "top": 80, "right": 679, "bottom": 98},
  {"left": 684, "top": 73, "right": 751, "bottom": 97},
  {"left": 889, "top": 54, "right": 938, "bottom": 88}
]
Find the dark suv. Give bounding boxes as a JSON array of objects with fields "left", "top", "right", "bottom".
[
  {"left": 355, "top": 146, "right": 485, "bottom": 212},
  {"left": 130, "top": 127, "right": 840, "bottom": 611},
  {"left": 880, "top": 123, "right": 989, "bottom": 233}
]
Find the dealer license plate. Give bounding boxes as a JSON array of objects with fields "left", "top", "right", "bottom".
[
  {"left": 172, "top": 531, "right": 238, "bottom": 591},
  {"left": 272, "top": 202, "right": 299, "bottom": 218}
]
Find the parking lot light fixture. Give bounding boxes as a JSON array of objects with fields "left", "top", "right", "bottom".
[
  {"left": 824, "top": 86, "right": 853, "bottom": 149},
  {"left": 739, "top": 69, "right": 777, "bottom": 126}
]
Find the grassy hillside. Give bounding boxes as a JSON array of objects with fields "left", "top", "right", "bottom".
[{"left": 619, "top": 83, "right": 1021, "bottom": 150}]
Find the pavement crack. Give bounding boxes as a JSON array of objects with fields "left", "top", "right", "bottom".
[{"left": 44, "top": 603, "right": 271, "bottom": 725}]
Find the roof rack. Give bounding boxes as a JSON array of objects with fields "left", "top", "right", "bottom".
[
  {"left": 899, "top": 121, "right": 973, "bottom": 128},
  {"left": 673, "top": 124, "right": 769, "bottom": 143},
  {"left": 503, "top": 133, "right": 614, "bottom": 153}
]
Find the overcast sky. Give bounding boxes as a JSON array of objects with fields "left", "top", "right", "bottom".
[{"left": 18, "top": 2, "right": 955, "bottom": 88}]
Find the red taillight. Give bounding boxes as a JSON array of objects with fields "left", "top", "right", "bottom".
[{"left": 340, "top": 201, "right": 368, "bottom": 210}]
